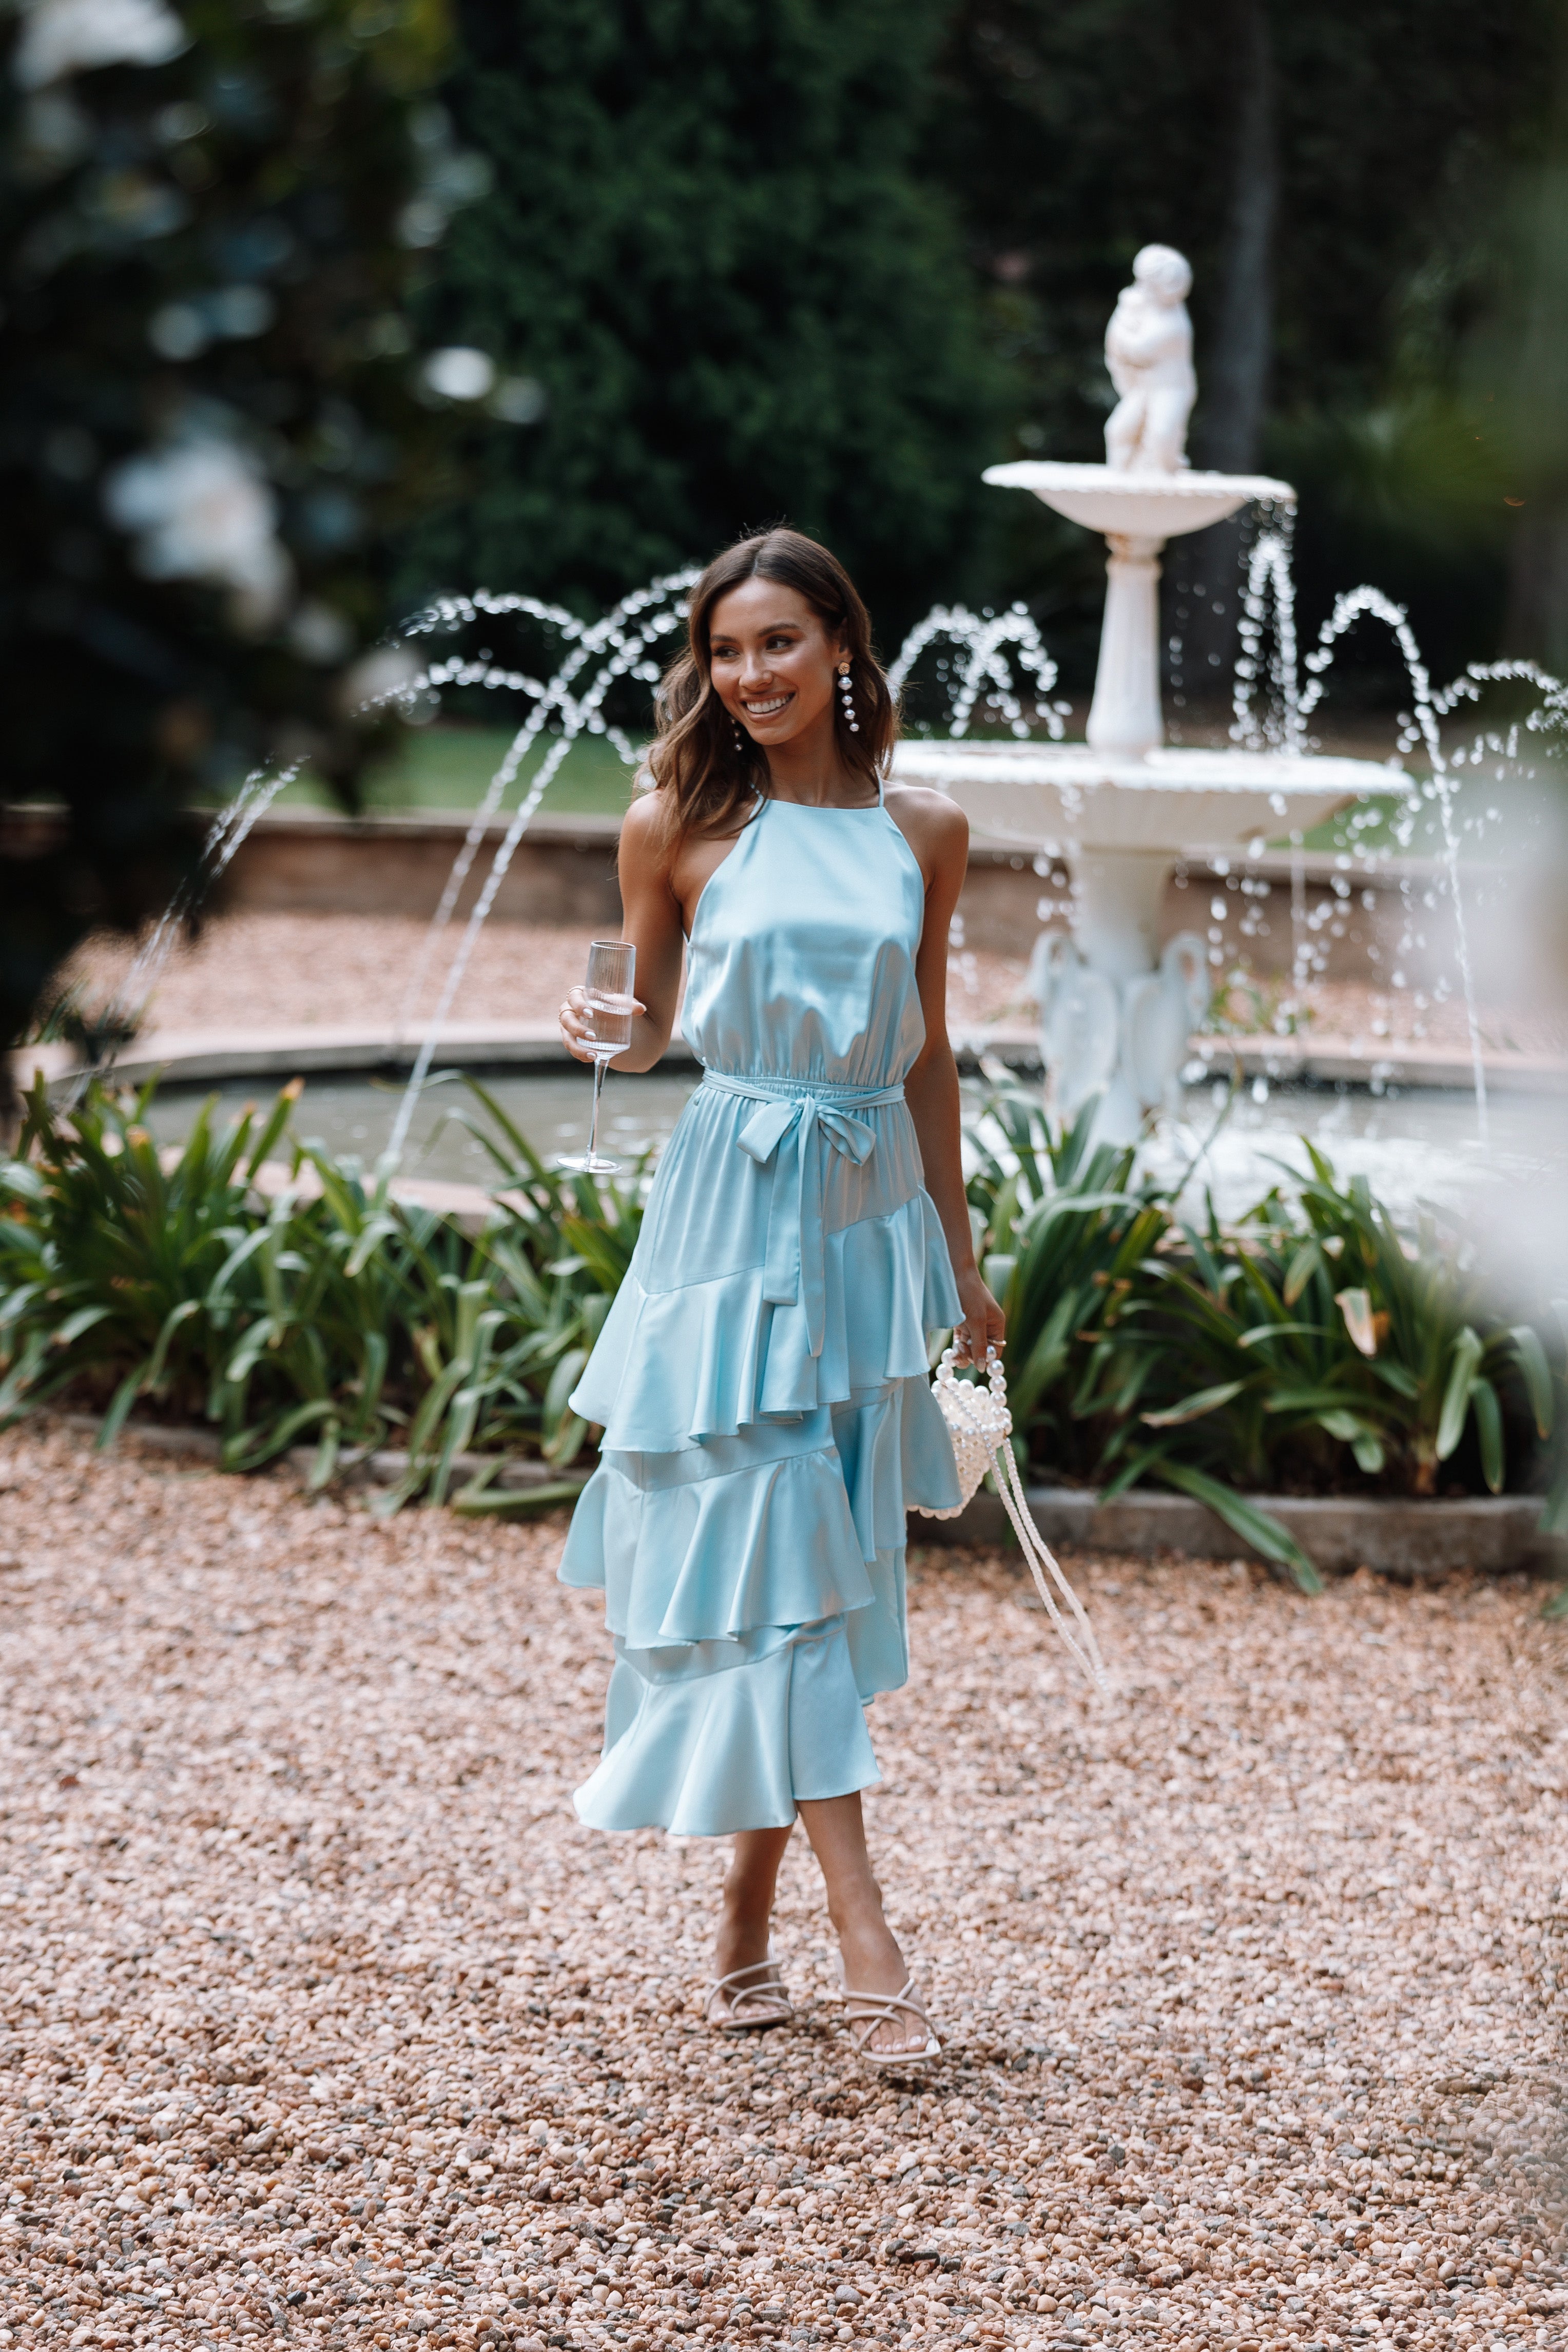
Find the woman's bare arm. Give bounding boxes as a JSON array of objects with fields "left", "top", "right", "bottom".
[
  {"left": 558, "top": 795, "right": 684, "bottom": 1073},
  {"left": 889, "top": 786, "right": 1006, "bottom": 1365}
]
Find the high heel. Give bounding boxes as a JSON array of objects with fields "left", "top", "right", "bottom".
[
  {"left": 836, "top": 1977, "right": 941, "bottom": 2071},
  {"left": 704, "top": 1954, "right": 793, "bottom": 2033}
]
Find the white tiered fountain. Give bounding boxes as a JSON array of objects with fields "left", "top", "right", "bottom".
[{"left": 893, "top": 244, "right": 1388, "bottom": 1142}]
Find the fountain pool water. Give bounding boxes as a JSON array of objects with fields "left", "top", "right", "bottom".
[{"left": 133, "top": 1063, "right": 1568, "bottom": 1296}]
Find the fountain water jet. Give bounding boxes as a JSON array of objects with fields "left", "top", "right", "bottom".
[
  {"left": 382, "top": 569, "right": 699, "bottom": 1164},
  {"left": 1299, "top": 585, "right": 1496, "bottom": 1141},
  {"left": 82, "top": 757, "right": 304, "bottom": 1102},
  {"left": 389, "top": 572, "right": 699, "bottom": 1052},
  {"left": 886, "top": 602, "right": 1068, "bottom": 740}
]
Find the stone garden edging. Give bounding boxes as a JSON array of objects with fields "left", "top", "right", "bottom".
[
  {"left": 54, "top": 1413, "right": 1563, "bottom": 1576},
  {"left": 56, "top": 1414, "right": 587, "bottom": 1512},
  {"left": 913, "top": 1482, "right": 1564, "bottom": 1577}
]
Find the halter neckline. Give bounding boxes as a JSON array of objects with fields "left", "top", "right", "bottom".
[{"left": 758, "top": 778, "right": 886, "bottom": 812}]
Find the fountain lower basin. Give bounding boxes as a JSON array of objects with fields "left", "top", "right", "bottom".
[
  {"left": 127, "top": 1064, "right": 1568, "bottom": 1279},
  {"left": 893, "top": 735, "right": 1386, "bottom": 1138},
  {"left": 891, "top": 738, "right": 1370, "bottom": 857}
]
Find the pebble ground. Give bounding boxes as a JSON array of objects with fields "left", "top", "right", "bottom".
[
  {"left": 63, "top": 913, "right": 1557, "bottom": 1062},
  {"left": 1, "top": 1421, "right": 1564, "bottom": 2352},
  {"left": 59, "top": 918, "right": 1028, "bottom": 1042}
]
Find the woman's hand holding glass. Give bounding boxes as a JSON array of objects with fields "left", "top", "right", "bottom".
[
  {"left": 556, "top": 940, "right": 645, "bottom": 1174},
  {"left": 559, "top": 983, "right": 645, "bottom": 1065}
]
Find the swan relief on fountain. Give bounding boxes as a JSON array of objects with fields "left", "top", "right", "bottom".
[{"left": 891, "top": 244, "right": 1391, "bottom": 1142}]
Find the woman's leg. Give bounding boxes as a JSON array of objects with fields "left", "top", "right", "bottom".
[
  {"left": 797, "top": 1792, "right": 927, "bottom": 2053},
  {"left": 710, "top": 1827, "right": 793, "bottom": 2021}
]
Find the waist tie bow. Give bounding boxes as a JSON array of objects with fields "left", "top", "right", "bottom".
[{"left": 701, "top": 1073, "right": 906, "bottom": 1359}]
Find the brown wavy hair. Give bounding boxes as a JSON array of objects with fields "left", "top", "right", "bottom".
[{"left": 645, "top": 528, "right": 898, "bottom": 842}]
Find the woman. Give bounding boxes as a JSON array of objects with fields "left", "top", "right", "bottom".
[{"left": 557, "top": 528, "right": 1003, "bottom": 2064}]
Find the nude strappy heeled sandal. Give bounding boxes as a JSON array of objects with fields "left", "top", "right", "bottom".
[
  {"left": 836, "top": 1976, "right": 941, "bottom": 2071},
  {"left": 704, "top": 1954, "right": 794, "bottom": 2034}
]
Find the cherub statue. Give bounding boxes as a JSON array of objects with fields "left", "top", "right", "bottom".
[{"left": 1104, "top": 244, "right": 1196, "bottom": 475}]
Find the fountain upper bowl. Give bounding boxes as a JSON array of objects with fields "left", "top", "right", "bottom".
[
  {"left": 891, "top": 739, "right": 1385, "bottom": 855},
  {"left": 983, "top": 459, "right": 1295, "bottom": 542}
]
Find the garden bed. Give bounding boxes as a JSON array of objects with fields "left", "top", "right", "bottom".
[{"left": 3, "top": 1072, "right": 1564, "bottom": 1597}]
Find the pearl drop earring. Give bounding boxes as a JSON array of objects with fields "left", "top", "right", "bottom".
[{"left": 838, "top": 662, "right": 859, "bottom": 734}]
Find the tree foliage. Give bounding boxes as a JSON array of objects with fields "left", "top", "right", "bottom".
[
  {"left": 401, "top": 0, "right": 1012, "bottom": 642},
  {"left": 1, "top": 0, "right": 471, "bottom": 1067},
  {"left": 927, "top": 1, "right": 1561, "bottom": 682}
]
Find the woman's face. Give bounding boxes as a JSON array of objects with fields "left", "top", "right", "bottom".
[{"left": 707, "top": 579, "right": 842, "bottom": 750}]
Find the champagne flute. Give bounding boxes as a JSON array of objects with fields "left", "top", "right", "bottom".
[{"left": 558, "top": 938, "right": 637, "bottom": 1174}]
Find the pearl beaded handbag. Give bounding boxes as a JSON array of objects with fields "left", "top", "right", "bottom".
[{"left": 928, "top": 1344, "right": 1109, "bottom": 1694}]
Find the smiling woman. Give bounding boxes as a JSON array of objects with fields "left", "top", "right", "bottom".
[{"left": 554, "top": 527, "right": 1004, "bottom": 2070}]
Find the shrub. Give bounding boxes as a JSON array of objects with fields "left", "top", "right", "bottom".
[
  {"left": 968, "top": 1089, "right": 1563, "bottom": 1590},
  {"left": 0, "top": 1071, "right": 642, "bottom": 1507}
]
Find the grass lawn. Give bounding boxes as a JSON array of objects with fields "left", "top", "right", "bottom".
[{"left": 281, "top": 725, "right": 640, "bottom": 819}]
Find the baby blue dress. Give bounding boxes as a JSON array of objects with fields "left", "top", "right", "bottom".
[{"left": 559, "top": 782, "right": 963, "bottom": 1835}]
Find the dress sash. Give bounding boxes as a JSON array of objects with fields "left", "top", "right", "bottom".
[{"left": 700, "top": 1071, "right": 907, "bottom": 1359}]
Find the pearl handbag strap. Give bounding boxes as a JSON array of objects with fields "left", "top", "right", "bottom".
[{"left": 945, "top": 1346, "right": 1111, "bottom": 1697}]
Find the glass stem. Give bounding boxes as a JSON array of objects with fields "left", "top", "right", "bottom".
[{"left": 586, "top": 1053, "right": 611, "bottom": 1164}]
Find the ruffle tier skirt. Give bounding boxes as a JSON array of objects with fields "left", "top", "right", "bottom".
[{"left": 560, "top": 1076, "right": 962, "bottom": 1837}]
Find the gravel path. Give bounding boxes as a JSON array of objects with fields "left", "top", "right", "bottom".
[
  {"left": 60, "top": 917, "right": 1032, "bottom": 1044},
  {"left": 1, "top": 1421, "right": 1565, "bottom": 2352},
  {"left": 59, "top": 913, "right": 1562, "bottom": 1063}
]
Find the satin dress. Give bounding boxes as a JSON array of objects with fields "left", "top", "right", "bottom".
[{"left": 560, "top": 781, "right": 962, "bottom": 1834}]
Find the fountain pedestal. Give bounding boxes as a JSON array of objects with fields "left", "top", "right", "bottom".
[
  {"left": 1089, "top": 534, "right": 1165, "bottom": 755},
  {"left": 987, "top": 460, "right": 1296, "bottom": 758}
]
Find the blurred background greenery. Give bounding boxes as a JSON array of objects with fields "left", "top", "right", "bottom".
[
  {"left": 1, "top": 0, "right": 472, "bottom": 1062},
  {"left": 406, "top": 0, "right": 1568, "bottom": 693},
  {"left": 4, "top": 0, "right": 1564, "bottom": 1064}
]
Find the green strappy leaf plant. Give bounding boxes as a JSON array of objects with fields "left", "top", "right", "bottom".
[
  {"left": 0, "top": 1069, "right": 288, "bottom": 1439},
  {"left": 966, "top": 1095, "right": 1562, "bottom": 1593},
  {"left": 0, "top": 1072, "right": 646, "bottom": 1510},
  {"left": 964, "top": 1087, "right": 1170, "bottom": 1469},
  {"left": 1075, "top": 1149, "right": 1556, "bottom": 1509},
  {"left": 3, "top": 1072, "right": 1560, "bottom": 1588}
]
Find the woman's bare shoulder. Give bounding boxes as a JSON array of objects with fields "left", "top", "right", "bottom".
[
  {"left": 883, "top": 781, "right": 967, "bottom": 875},
  {"left": 617, "top": 789, "right": 669, "bottom": 870}
]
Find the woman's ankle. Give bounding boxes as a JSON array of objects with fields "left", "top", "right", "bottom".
[
  {"left": 825, "top": 1876, "right": 889, "bottom": 1946},
  {"left": 714, "top": 1889, "right": 776, "bottom": 1974}
]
